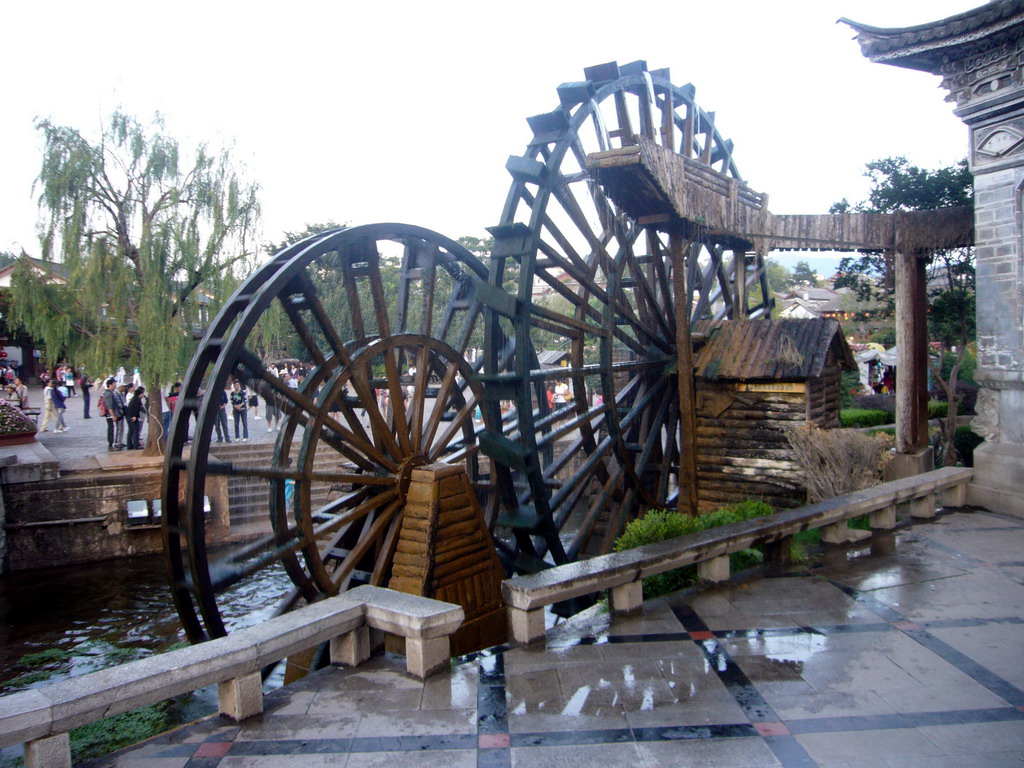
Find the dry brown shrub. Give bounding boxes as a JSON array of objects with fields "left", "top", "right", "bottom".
[{"left": 786, "top": 424, "right": 893, "bottom": 503}]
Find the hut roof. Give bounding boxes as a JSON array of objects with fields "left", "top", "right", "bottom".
[{"left": 693, "top": 318, "right": 856, "bottom": 381}]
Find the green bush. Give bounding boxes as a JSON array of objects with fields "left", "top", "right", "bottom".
[
  {"left": 953, "top": 426, "right": 983, "bottom": 467},
  {"left": 927, "top": 400, "right": 948, "bottom": 419},
  {"left": 840, "top": 408, "right": 892, "bottom": 428},
  {"left": 614, "top": 501, "right": 774, "bottom": 598}
]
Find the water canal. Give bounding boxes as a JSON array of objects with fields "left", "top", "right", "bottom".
[{"left": 0, "top": 552, "right": 293, "bottom": 764}]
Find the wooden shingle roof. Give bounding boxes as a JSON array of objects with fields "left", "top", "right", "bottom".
[{"left": 693, "top": 318, "right": 856, "bottom": 381}]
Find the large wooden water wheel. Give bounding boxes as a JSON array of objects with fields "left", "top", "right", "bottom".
[
  {"left": 478, "top": 60, "right": 772, "bottom": 574},
  {"left": 163, "top": 224, "right": 500, "bottom": 641},
  {"left": 163, "top": 62, "right": 771, "bottom": 642}
]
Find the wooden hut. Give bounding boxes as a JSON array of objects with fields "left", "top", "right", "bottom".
[{"left": 689, "top": 318, "right": 856, "bottom": 511}]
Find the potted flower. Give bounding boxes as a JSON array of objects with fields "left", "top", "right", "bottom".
[{"left": 0, "top": 401, "right": 38, "bottom": 446}]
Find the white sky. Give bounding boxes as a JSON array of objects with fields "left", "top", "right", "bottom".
[{"left": 0, "top": 0, "right": 975, "bottom": 262}]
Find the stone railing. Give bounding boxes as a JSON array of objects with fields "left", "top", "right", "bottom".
[
  {"left": 0, "top": 586, "right": 463, "bottom": 768},
  {"left": 503, "top": 467, "right": 973, "bottom": 644}
]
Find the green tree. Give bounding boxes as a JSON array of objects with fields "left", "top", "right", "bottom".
[
  {"left": 792, "top": 260, "right": 819, "bottom": 287},
  {"left": 764, "top": 259, "right": 794, "bottom": 293},
  {"left": 12, "top": 111, "right": 260, "bottom": 453},
  {"left": 927, "top": 247, "right": 975, "bottom": 465}
]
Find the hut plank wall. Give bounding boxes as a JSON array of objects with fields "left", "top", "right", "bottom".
[{"left": 694, "top": 386, "right": 805, "bottom": 511}]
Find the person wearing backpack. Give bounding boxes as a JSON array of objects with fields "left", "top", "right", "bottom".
[{"left": 101, "top": 378, "right": 124, "bottom": 450}]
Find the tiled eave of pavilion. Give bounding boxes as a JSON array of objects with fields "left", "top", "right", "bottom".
[
  {"left": 841, "top": 0, "right": 1024, "bottom": 134},
  {"left": 840, "top": 1, "right": 1024, "bottom": 72}
]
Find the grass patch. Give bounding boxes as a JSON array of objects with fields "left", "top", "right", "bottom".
[
  {"left": 70, "top": 703, "right": 183, "bottom": 764},
  {"left": 614, "top": 501, "right": 774, "bottom": 599},
  {"left": 18, "top": 648, "right": 71, "bottom": 667}
]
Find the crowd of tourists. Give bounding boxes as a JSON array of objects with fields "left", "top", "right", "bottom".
[{"left": 11, "top": 359, "right": 329, "bottom": 452}]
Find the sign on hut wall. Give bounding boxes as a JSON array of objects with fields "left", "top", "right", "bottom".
[{"left": 734, "top": 382, "right": 807, "bottom": 394}]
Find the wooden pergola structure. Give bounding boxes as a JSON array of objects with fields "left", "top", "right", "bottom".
[{"left": 588, "top": 137, "right": 973, "bottom": 473}]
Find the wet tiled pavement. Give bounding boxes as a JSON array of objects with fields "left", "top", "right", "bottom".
[{"left": 74, "top": 507, "right": 1024, "bottom": 767}]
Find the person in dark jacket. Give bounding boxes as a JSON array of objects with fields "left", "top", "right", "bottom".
[
  {"left": 214, "top": 386, "right": 231, "bottom": 443},
  {"left": 230, "top": 381, "right": 249, "bottom": 441},
  {"left": 126, "top": 386, "right": 146, "bottom": 450},
  {"left": 101, "top": 378, "right": 124, "bottom": 451},
  {"left": 81, "top": 374, "right": 93, "bottom": 418}
]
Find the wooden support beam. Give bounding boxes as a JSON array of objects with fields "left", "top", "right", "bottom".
[
  {"left": 671, "top": 233, "right": 699, "bottom": 515},
  {"left": 895, "top": 250, "right": 929, "bottom": 455},
  {"left": 734, "top": 250, "right": 748, "bottom": 319}
]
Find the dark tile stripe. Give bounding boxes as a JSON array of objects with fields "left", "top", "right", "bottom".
[
  {"left": 476, "top": 649, "right": 511, "bottom": 766},
  {"left": 477, "top": 650, "right": 508, "bottom": 734},
  {"left": 900, "top": 626, "right": 1024, "bottom": 706},
  {"left": 786, "top": 706, "right": 1024, "bottom": 734},
  {"left": 478, "top": 747, "right": 513, "bottom": 767},
  {"left": 922, "top": 616, "right": 1024, "bottom": 629}
]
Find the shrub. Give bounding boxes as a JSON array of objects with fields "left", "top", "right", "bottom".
[
  {"left": 840, "top": 409, "right": 892, "bottom": 428},
  {"left": 869, "top": 327, "right": 896, "bottom": 347},
  {"left": 850, "top": 395, "right": 896, "bottom": 415},
  {"left": 614, "top": 501, "right": 773, "bottom": 598},
  {"left": 953, "top": 426, "right": 984, "bottom": 467},
  {"left": 927, "top": 400, "right": 948, "bottom": 419},
  {"left": 929, "top": 383, "right": 978, "bottom": 415},
  {"left": 787, "top": 424, "right": 892, "bottom": 503}
]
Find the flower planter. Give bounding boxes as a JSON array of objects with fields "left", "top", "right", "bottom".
[{"left": 0, "top": 431, "right": 38, "bottom": 446}]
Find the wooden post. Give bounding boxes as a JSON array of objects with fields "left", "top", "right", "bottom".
[
  {"left": 895, "top": 250, "right": 929, "bottom": 455},
  {"left": 734, "top": 250, "right": 748, "bottom": 320},
  {"left": 671, "top": 234, "right": 699, "bottom": 515}
]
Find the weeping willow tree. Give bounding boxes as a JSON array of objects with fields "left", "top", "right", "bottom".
[{"left": 11, "top": 111, "right": 260, "bottom": 454}]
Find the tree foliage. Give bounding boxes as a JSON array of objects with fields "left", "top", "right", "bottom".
[
  {"left": 12, "top": 111, "right": 260, "bottom": 451},
  {"left": 832, "top": 157, "right": 973, "bottom": 305},
  {"left": 791, "top": 260, "right": 819, "bottom": 287}
]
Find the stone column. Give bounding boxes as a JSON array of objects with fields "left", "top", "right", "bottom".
[
  {"left": 966, "top": 159, "right": 1024, "bottom": 513},
  {"left": 949, "top": 38, "right": 1024, "bottom": 514}
]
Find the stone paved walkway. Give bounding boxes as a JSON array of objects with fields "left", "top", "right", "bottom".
[
  {"left": 73, "top": 507, "right": 1024, "bottom": 767},
  {"left": 25, "top": 386, "right": 283, "bottom": 471}
]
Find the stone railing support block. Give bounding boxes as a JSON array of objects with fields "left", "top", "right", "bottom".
[
  {"left": 910, "top": 493, "right": 937, "bottom": 519},
  {"left": 870, "top": 504, "right": 897, "bottom": 530},
  {"left": 609, "top": 580, "right": 643, "bottom": 613},
  {"left": 405, "top": 636, "right": 450, "bottom": 679},
  {"left": 698, "top": 555, "right": 730, "bottom": 583},
  {"left": 217, "top": 671, "right": 263, "bottom": 722},
  {"left": 821, "top": 521, "right": 849, "bottom": 545},
  {"left": 24, "top": 732, "right": 70, "bottom": 768},
  {"left": 941, "top": 483, "right": 967, "bottom": 507},
  {"left": 330, "top": 625, "right": 370, "bottom": 668},
  {"left": 508, "top": 607, "right": 545, "bottom": 645}
]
